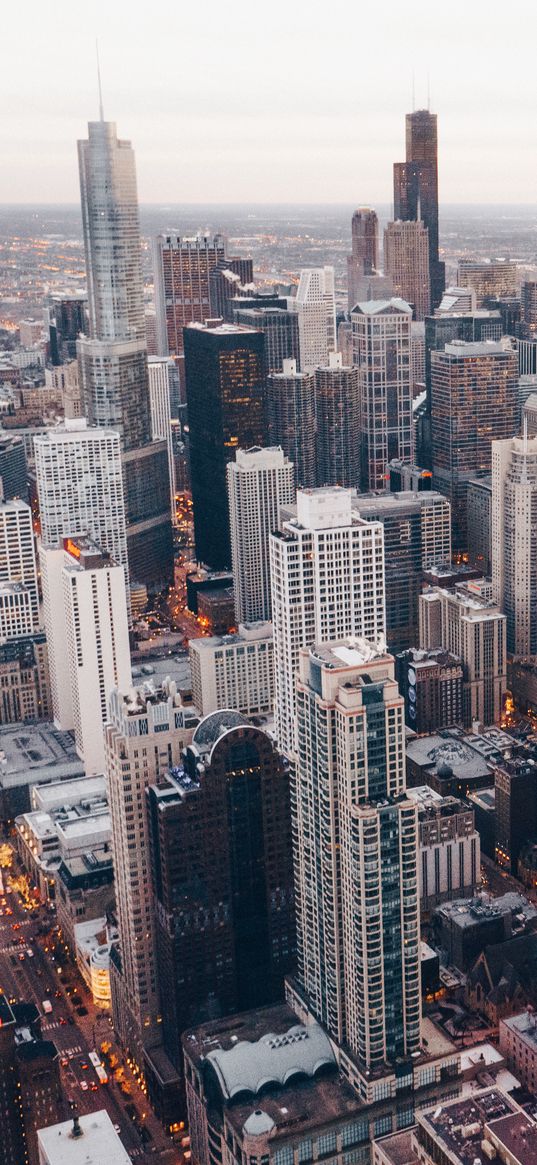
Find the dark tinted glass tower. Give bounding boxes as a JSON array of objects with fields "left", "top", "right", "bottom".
[
  {"left": 77, "top": 119, "right": 173, "bottom": 590},
  {"left": 184, "top": 322, "right": 267, "bottom": 569},
  {"left": 233, "top": 306, "right": 300, "bottom": 375},
  {"left": 394, "top": 110, "right": 445, "bottom": 309},
  {"left": 147, "top": 713, "right": 295, "bottom": 1076}
]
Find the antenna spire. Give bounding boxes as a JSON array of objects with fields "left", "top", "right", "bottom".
[
  {"left": 96, "top": 39, "right": 104, "bottom": 121},
  {"left": 427, "top": 71, "right": 430, "bottom": 111},
  {"left": 412, "top": 71, "right": 415, "bottom": 112}
]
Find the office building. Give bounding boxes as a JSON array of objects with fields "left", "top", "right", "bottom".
[
  {"left": 49, "top": 292, "right": 87, "bottom": 361},
  {"left": 521, "top": 280, "right": 537, "bottom": 339},
  {"left": 437, "top": 286, "right": 477, "bottom": 313},
  {"left": 388, "top": 459, "right": 432, "bottom": 492},
  {"left": 396, "top": 648, "right": 463, "bottom": 734},
  {"left": 34, "top": 419, "right": 128, "bottom": 575},
  {"left": 105, "top": 681, "right": 198, "bottom": 1074},
  {"left": 270, "top": 488, "right": 385, "bottom": 756},
  {"left": 185, "top": 321, "right": 266, "bottom": 570},
  {"left": 227, "top": 446, "right": 295, "bottom": 623},
  {"left": 406, "top": 786, "right": 479, "bottom": 913},
  {"left": 38, "top": 1111, "right": 131, "bottom": 1165},
  {"left": 290, "top": 640, "right": 421, "bottom": 1078},
  {"left": 0, "top": 996, "right": 27, "bottom": 1164},
  {"left": 267, "top": 359, "right": 316, "bottom": 488},
  {"left": 0, "top": 497, "right": 38, "bottom": 627},
  {"left": 431, "top": 340, "right": 518, "bottom": 550},
  {"left": 189, "top": 621, "right": 274, "bottom": 716},
  {"left": 314, "top": 353, "right": 361, "bottom": 488},
  {"left": 147, "top": 713, "right": 295, "bottom": 1078},
  {"left": 492, "top": 435, "right": 537, "bottom": 656},
  {"left": 523, "top": 392, "right": 537, "bottom": 435},
  {"left": 458, "top": 259, "right": 518, "bottom": 306},
  {"left": 0, "top": 584, "right": 35, "bottom": 640},
  {"left": 411, "top": 319, "right": 426, "bottom": 390},
  {"left": 0, "top": 633, "right": 51, "bottom": 724},
  {"left": 393, "top": 108, "right": 444, "bottom": 307},
  {"left": 152, "top": 233, "right": 228, "bottom": 356},
  {"left": 419, "top": 582, "right": 507, "bottom": 727},
  {"left": 233, "top": 306, "right": 300, "bottom": 374},
  {"left": 77, "top": 118, "right": 172, "bottom": 590},
  {"left": 293, "top": 266, "right": 336, "bottom": 370},
  {"left": 467, "top": 476, "right": 492, "bottom": 575},
  {"left": 43, "top": 538, "right": 131, "bottom": 775},
  {"left": 347, "top": 206, "right": 378, "bottom": 310},
  {"left": 208, "top": 257, "right": 255, "bottom": 320},
  {"left": 355, "top": 490, "right": 451, "bottom": 653},
  {"left": 0, "top": 434, "right": 27, "bottom": 501},
  {"left": 147, "top": 356, "right": 177, "bottom": 518},
  {"left": 425, "top": 309, "right": 503, "bottom": 400},
  {"left": 384, "top": 220, "right": 431, "bottom": 320},
  {"left": 494, "top": 751, "right": 537, "bottom": 874},
  {"left": 352, "top": 298, "right": 413, "bottom": 490}
]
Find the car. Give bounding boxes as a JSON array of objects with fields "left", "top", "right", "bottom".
[
  {"left": 12, "top": 923, "right": 20, "bottom": 930},
  {"left": 59, "top": 1017, "right": 67, "bottom": 1025},
  {"left": 60, "top": 1057, "right": 69, "bottom": 1067},
  {"left": 90, "top": 1082, "right": 98, "bottom": 1091},
  {"left": 26, "top": 948, "right": 33, "bottom": 957},
  {"left": 114, "top": 1125, "right": 121, "bottom": 1134},
  {"left": 80, "top": 1080, "right": 88, "bottom": 1091},
  {"left": 55, "top": 990, "right": 62, "bottom": 998},
  {"left": 18, "top": 953, "right": 25, "bottom": 961},
  {"left": 80, "top": 1062, "right": 89, "bottom": 1071}
]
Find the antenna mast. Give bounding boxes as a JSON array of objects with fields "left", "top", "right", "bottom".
[{"left": 96, "top": 39, "right": 104, "bottom": 121}]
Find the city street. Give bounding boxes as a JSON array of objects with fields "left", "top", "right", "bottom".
[{"left": 0, "top": 864, "right": 180, "bottom": 1161}]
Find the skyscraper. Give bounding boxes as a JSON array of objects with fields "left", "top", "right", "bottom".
[
  {"left": 270, "top": 488, "right": 386, "bottom": 756},
  {"left": 34, "top": 420, "right": 128, "bottom": 575},
  {"left": 232, "top": 306, "right": 300, "bottom": 374},
  {"left": 152, "top": 234, "right": 228, "bottom": 356},
  {"left": 147, "top": 713, "right": 295, "bottom": 1082},
  {"left": 393, "top": 109, "right": 445, "bottom": 308},
  {"left": 184, "top": 321, "right": 267, "bottom": 569},
  {"left": 457, "top": 260, "right": 518, "bottom": 307},
  {"left": 267, "top": 359, "right": 316, "bottom": 488},
  {"left": 384, "top": 220, "right": 431, "bottom": 320},
  {"left": 291, "top": 640, "right": 421, "bottom": 1074},
  {"left": 352, "top": 298, "right": 414, "bottom": 490},
  {"left": 293, "top": 267, "right": 336, "bottom": 371},
  {"left": 355, "top": 490, "right": 452, "bottom": 653},
  {"left": 77, "top": 118, "right": 173, "bottom": 590},
  {"left": 431, "top": 339, "right": 518, "bottom": 550},
  {"left": 0, "top": 498, "right": 39, "bottom": 628},
  {"left": 106, "top": 682, "right": 197, "bottom": 1078},
  {"left": 227, "top": 446, "right": 295, "bottom": 623},
  {"left": 42, "top": 538, "right": 131, "bottom": 774},
  {"left": 492, "top": 434, "right": 537, "bottom": 656},
  {"left": 314, "top": 353, "right": 361, "bottom": 489},
  {"left": 521, "top": 281, "right": 537, "bottom": 339},
  {"left": 347, "top": 207, "right": 379, "bottom": 311},
  {"left": 147, "top": 356, "right": 177, "bottom": 520},
  {"left": 0, "top": 435, "right": 27, "bottom": 502}
]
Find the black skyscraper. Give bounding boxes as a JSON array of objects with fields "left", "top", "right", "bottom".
[
  {"left": 147, "top": 713, "right": 295, "bottom": 1079},
  {"left": 394, "top": 110, "right": 445, "bottom": 309},
  {"left": 184, "top": 321, "right": 267, "bottom": 569}
]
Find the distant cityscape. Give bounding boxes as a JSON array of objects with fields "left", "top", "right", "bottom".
[{"left": 3, "top": 100, "right": 537, "bottom": 1165}]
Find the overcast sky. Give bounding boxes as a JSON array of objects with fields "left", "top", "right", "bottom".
[{"left": 3, "top": 0, "right": 537, "bottom": 205}]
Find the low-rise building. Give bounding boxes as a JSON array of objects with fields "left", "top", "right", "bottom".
[
  {"left": 189, "top": 621, "right": 273, "bottom": 716},
  {"left": 56, "top": 850, "right": 114, "bottom": 954},
  {"left": 15, "top": 774, "right": 111, "bottom": 900},
  {"left": 37, "top": 1111, "right": 131, "bottom": 1165},
  {"left": 74, "top": 917, "right": 117, "bottom": 1009},
  {"left": 500, "top": 1011, "right": 537, "bottom": 1093},
  {"left": 0, "top": 633, "right": 51, "bottom": 724},
  {"left": 406, "top": 727, "right": 514, "bottom": 798},
  {"left": 434, "top": 891, "right": 537, "bottom": 973},
  {"left": 0, "top": 723, "right": 84, "bottom": 819}
]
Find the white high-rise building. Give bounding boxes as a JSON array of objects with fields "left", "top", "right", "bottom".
[
  {"left": 41, "top": 538, "right": 131, "bottom": 773},
  {"left": 189, "top": 621, "right": 274, "bottom": 716},
  {"left": 269, "top": 487, "right": 386, "bottom": 755},
  {"left": 293, "top": 267, "right": 336, "bottom": 371},
  {"left": 105, "top": 682, "right": 196, "bottom": 1066},
  {"left": 492, "top": 434, "right": 537, "bottom": 656},
  {"left": 352, "top": 298, "right": 414, "bottom": 490},
  {"left": 0, "top": 498, "right": 39, "bottom": 629},
  {"left": 147, "top": 356, "right": 177, "bottom": 520},
  {"left": 34, "top": 420, "right": 128, "bottom": 573},
  {"left": 227, "top": 446, "right": 295, "bottom": 624},
  {"left": 290, "top": 640, "right": 421, "bottom": 1080}
]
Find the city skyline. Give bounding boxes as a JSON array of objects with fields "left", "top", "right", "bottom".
[{"left": 4, "top": 0, "right": 537, "bottom": 204}]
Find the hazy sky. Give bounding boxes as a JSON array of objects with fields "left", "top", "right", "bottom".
[{"left": 3, "top": 0, "right": 537, "bottom": 204}]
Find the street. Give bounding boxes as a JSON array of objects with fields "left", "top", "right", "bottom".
[{"left": 0, "top": 863, "right": 180, "bottom": 1162}]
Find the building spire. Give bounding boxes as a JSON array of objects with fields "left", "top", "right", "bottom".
[{"left": 96, "top": 39, "right": 104, "bottom": 121}]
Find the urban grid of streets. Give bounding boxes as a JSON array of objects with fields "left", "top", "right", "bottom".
[{"left": 0, "top": 858, "right": 181, "bottom": 1162}]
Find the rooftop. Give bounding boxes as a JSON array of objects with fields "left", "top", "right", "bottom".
[
  {"left": 353, "top": 297, "right": 412, "bottom": 315},
  {"left": 192, "top": 710, "right": 250, "bottom": 751},
  {"left": 205, "top": 1022, "right": 336, "bottom": 1101},
  {"left": 189, "top": 622, "right": 272, "bottom": 652},
  {"left": 0, "top": 723, "right": 83, "bottom": 789},
  {"left": 37, "top": 1110, "right": 131, "bottom": 1165},
  {"left": 310, "top": 639, "right": 390, "bottom": 670},
  {"left": 502, "top": 1010, "right": 537, "bottom": 1050},
  {"left": 418, "top": 1088, "right": 522, "bottom": 1165}
]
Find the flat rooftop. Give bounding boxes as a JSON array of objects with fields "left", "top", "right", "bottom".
[
  {"left": 0, "top": 723, "right": 83, "bottom": 788},
  {"left": 37, "top": 1110, "right": 131, "bottom": 1165},
  {"left": 32, "top": 774, "right": 106, "bottom": 811},
  {"left": 311, "top": 639, "right": 390, "bottom": 670},
  {"left": 418, "top": 1088, "right": 521, "bottom": 1165},
  {"left": 502, "top": 1010, "right": 537, "bottom": 1050}
]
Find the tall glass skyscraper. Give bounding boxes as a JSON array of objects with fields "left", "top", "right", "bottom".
[
  {"left": 77, "top": 119, "right": 173, "bottom": 590},
  {"left": 393, "top": 110, "right": 445, "bottom": 309}
]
